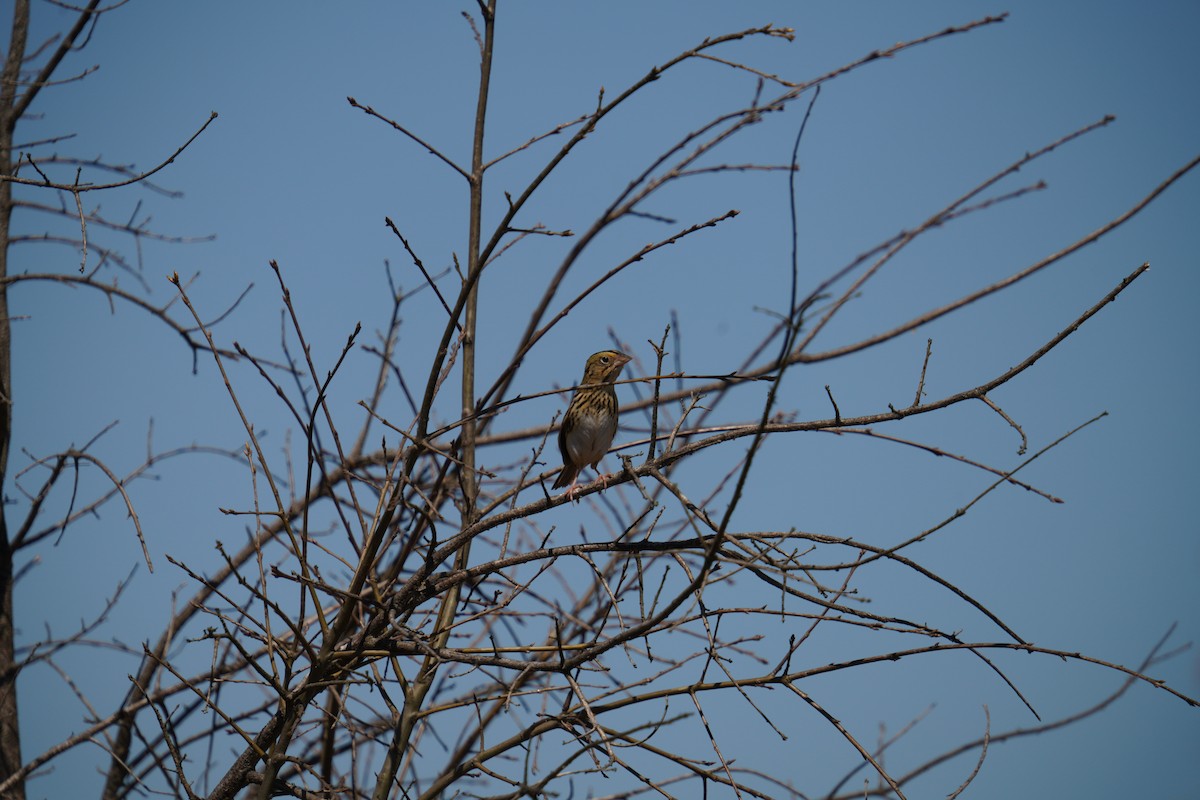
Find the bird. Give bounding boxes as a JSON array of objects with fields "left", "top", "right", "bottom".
[{"left": 553, "top": 350, "right": 632, "bottom": 499}]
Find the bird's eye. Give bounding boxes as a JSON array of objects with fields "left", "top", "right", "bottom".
[{"left": 600, "top": 356, "right": 610, "bottom": 364}]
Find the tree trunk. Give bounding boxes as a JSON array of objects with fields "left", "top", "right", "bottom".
[{"left": 0, "top": 2, "right": 29, "bottom": 795}]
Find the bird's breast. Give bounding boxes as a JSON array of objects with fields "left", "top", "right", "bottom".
[{"left": 565, "top": 413, "right": 618, "bottom": 465}]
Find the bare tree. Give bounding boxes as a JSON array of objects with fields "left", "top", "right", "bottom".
[
  {"left": 1, "top": 3, "right": 219, "bottom": 798},
  {"left": 2, "top": 3, "right": 1196, "bottom": 799}
]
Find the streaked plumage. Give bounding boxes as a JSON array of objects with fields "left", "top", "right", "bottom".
[{"left": 553, "top": 350, "right": 631, "bottom": 498}]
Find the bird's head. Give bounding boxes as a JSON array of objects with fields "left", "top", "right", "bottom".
[{"left": 581, "top": 350, "right": 632, "bottom": 384}]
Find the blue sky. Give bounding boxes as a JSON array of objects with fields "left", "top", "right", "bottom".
[{"left": 7, "top": 2, "right": 1199, "bottom": 798}]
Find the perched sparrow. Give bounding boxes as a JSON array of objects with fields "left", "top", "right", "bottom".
[{"left": 553, "top": 350, "right": 631, "bottom": 498}]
